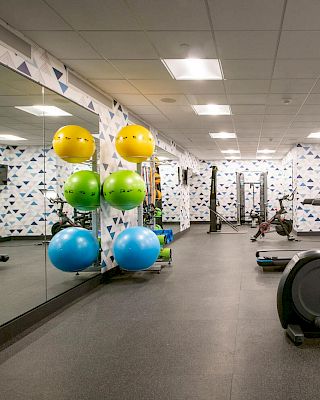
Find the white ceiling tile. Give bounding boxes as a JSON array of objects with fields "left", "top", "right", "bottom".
[
  {"left": 273, "top": 59, "right": 320, "bottom": 79},
  {"left": 263, "top": 114, "right": 294, "bottom": 123},
  {"left": 290, "top": 121, "right": 320, "bottom": 128},
  {"left": 304, "top": 94, "right": 320, "bottom": 105},
  {"left": 270, "top": 79, "right": 314, "bottom": 94},
  {"left": 221, "top": 60, "right": 273, "bottom": 79},
  {"left": 267, "top": 94, "right": 306, "bottom": 106},
  {"left": 295, "top": 114, "right": 320, "bottom": 122},
  {"left": 46, "top": 0, "right": 139, "bottom": 30},
  {"left": 89, "top": 80, "right": 139, "bottom": 94},
  {"left": 111, "top": 94, "right": 151, "bottom": 106},
  {"left": 225, "top": 80, "right": 270, "bottom": 94},
  {"left": 126, "top": 0, "right": 210, "bottom": 30},
  {"left": 23, "top": 31, "right": 98, "bottom": 59},
  {"left": 130, "top": 80, "right": 182, "bottom": 94},
  {"left": 208, "top": 0, "right": 284, "bottom": 30},
  {"left": 185, "top": 94, "right": 227, "bottom": 104},
  {"left": 283, "top": 0, "right": 320, "bottom": 30},
  {"left": 228, "top": 94, "right": 267, "bottom": 104},
  {"left": 62, "top": 60, "right": 121, "bottom": 79},
  {"left": 215, "top": 31, "right": 278, "bottom": 59},
  {"left": 148, "top": 31, "right": 216, "bottom": 58},
  {"left": 265, "top": 105, "right": 299, "bottom": 115},
  {"left": 278, "top": 31, "right": 320, "bottom": 59},
  {"left": 0, "top": 0, "right": 70, "bottom": 30},
  {"left": 110, "top": 60, "right": 171, "bottom": 79},
  {"left": 233, "top": 115, "right": 263, "bottom": 123},
  {"left": 299, "top": 105, "right": 320, "bottom": 115},
  {"left": 177, "top": 81, "right": 226, "bottom": 95},
  {"left": 129, "top": 106, "right": 162, "bottom": 115},
  {"left": 231, "top": 105, "right": 265, "bottom": 115},
  {"left": 145, "top": 94, "right": 189, "bottom": 106},
  {"left": 81, "top": 31, "right": 158, "bottom": 59}
]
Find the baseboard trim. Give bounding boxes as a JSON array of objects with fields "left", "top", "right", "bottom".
[
  {"left": 294, "top": 230, "right": 320, "bottom": 236},
  {"left": 0, "top": 274, "right": 102, "bottom": 348}
]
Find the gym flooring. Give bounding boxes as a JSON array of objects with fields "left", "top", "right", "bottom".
[{"left": 0, "top": 225, "right": 320, "bottom": 399}]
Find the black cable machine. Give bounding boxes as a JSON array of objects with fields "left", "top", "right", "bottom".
[{"left": 207, "top": 166, "right": 238, "bottom": 233}]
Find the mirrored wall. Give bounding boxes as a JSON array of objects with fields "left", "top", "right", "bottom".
[{"left": 0, "top": 64, "right": 100, "bottom": 325}]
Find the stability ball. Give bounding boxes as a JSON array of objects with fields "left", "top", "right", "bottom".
[
  {"left": 115, "top": 125, "right": 155, "bottom": 163},
  {"left": 48, "top": 227, "right": 99, "bottom": 272},
  {"left": 53, "top": 125, "right": 96, "bottom": 163},
  {"left": 64, "top": 170, "right": 100, "bottom": 211},
  {"left": 102, "top": 170, "right": 146, "bottom": 210},
  {"left": 113, "top": 227, "right": 160, "bottom": 271}
]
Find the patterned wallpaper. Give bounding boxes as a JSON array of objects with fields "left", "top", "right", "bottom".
[
  {"left": 0, "top": 145, "right": 89, "bottom": 236},
  {"left": 190, "top": 159, "right": 285, "bottom": 222},
  {"left": 158, "top": 162, "right": 180, "bottom": 223}
]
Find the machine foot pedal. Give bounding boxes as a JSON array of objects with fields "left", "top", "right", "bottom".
[{"left": 287, "top": 324, "right": 304, "bottom": 346}]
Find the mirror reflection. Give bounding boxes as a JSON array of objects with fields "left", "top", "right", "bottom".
[{"left": 0, "top": 64, "right": 100, "bottom": 326}]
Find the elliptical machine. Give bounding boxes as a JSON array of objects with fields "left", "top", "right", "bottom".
[{"left": 277, "top": 249, "right": 320, "bottom": 345}]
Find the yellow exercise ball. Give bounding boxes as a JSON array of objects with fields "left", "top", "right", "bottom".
[
  {"left": 52, "top": 125, "right": 96, "bottom": 163},
  {"left": 115, "top": 125, "right": 155, "bottom": 163}
]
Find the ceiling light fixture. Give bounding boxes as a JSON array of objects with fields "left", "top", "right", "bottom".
[
  {"left": 307, "top": 132, "right": 320, "bottom": 138},
  {"left": 0, "top": 134, "right": 27, "bottom": 141},
  {"left": 15, "top": 105, "right": 72, "bottom": 117},
  {"left": 209, "top": 132, "right": 237, "bottom": 139},
  {"left": 257, "top": 149, "right": 276, "bottom": 154},
  {"left": 221, "top": 149, "right": 240, "bottom": 154},
  {"left": 226, "top": 156, "right": 241, "bottom": 160},
  {"left": 192, "top": 104, "right": 231, "bottom": 116},
  {"left": 161, "top": 58, "right": 223, "bottom": 80}
]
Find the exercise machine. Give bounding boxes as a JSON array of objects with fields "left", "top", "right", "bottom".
[
  {"left": 277, "top": 249, "right": 320, "bottom": 345},
  {"left": 51, "top": 197, "right": 92, "bottom": 236},
  {"left": 250, "top": 193, "right": 294, "bottom": 242},
  {"left": 256, "top": 249, "right": 305, "bottom": 271},
  {"left": 236, "top": 172, "right": 268, "bottom": 225},
  {"left": 208, "top": 166, "right": 221, "bottom": 232}
]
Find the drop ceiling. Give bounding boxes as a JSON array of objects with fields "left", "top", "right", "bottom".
[{"left": 2, "top": 0, "right": 320, "bottom": 159}]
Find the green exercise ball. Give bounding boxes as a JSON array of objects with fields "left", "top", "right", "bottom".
[
  {"left": 64, "top": 170, "right": 100, "bottom": 211},
  {"left": 102, "top": 170, "right": 146, "bottom": 210}
]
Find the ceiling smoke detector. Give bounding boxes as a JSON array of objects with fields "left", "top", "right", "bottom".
[
  {"left": 282, "top": 98, "right": 292, "bottom": 105},
  {"left": 161, "top": 97, "right": 176, "bottom": 103}
]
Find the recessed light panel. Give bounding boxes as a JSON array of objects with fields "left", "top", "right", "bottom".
[
  {"left": 226, "top": 156, "right": 241, "bottom": 160},
  {"left": 15, "top": 105, "right": 72, "bottom": 117},
  {"left": 192, "top": 104, "right": 231, "bottom": 116},
  {"left": 221, "top": 149, "right": 240, "bottom": 154},
  {"left": 257, "top": 156, "right": 272, "bottom": 160},
  {"left": 209, "top": 132, "right": 237, "bottom": 139},
  {"left": 161, "top": 59, "right": 223, "bottom": 80},
  {"left": 0, "top": 134, "right": 27, "bottom": 141},
  {"left": 308, "top": 132, "right": 320, "bottom": 138},
  {"left": 257, "top": 149, "right": 276, "bottom": 154}
]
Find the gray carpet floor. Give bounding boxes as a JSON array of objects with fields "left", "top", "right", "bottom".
[{"left": 1, "top": 225, "right": 320, "bottom": 399}]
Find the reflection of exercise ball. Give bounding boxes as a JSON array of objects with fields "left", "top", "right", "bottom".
[
  {"left": 53, "top": 125, "right": 96, "bottom": 163},
  {"left": 64, "top": 170, "right": 100, "bottom": 211},
  {"left": 102, "top": 170, "right": 146, "bottom": 210},
  {"left": 115, "top": 125, "right": 155, "bottom": 163},
  {"left": 113, "top": 227, "right": 160, "bottom": 271},
  {"left": 48, "top": 227, "right": 99, "bottom": 272}
]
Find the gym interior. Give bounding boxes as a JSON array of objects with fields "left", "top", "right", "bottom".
[{"left": 1, "top": 1, "right": 320, "bottom": 399}]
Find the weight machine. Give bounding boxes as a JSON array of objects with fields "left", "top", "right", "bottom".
[{"left": 236, "top": 171, "right": 268, "bottom": 225}]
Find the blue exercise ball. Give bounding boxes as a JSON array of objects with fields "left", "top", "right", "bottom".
[
  {"left": 48, "top": 227, "right": 99, "bottom": 272},
  {"left": 113, "top": 226, "right": 160, "bottom": 271}
]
